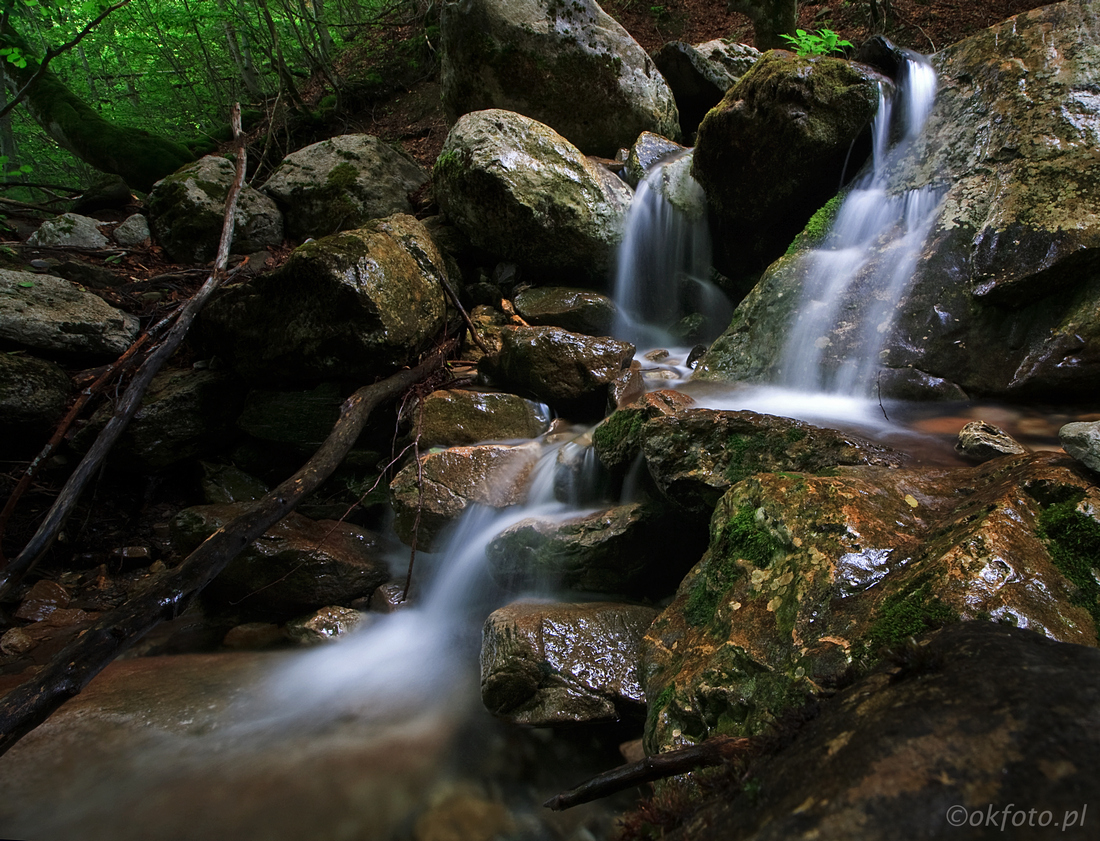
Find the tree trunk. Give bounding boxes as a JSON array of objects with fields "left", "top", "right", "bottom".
[
  {"left": 0, "top": 26, "right": 193, "bottom": 192},
  {"left": 218, "top": 0, "right": 264, "bottom": 99},
  {"left": 728, "top": 0, "right": 798, "bottom": 51}
]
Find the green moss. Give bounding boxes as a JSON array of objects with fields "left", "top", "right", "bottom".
[
  {"left": 719, "top": 504, "right": 782, "bottom": 568},
  {"left": 785, "top": 192, "right": 845, "bottom": 256},
  {"left": 863, "top": 579, "right": 957, "bottom": 654},
  {"left": 1038, "top": 491, "right": 1100, "bottom": 632},
  {"left": 325, "top": 161, "right": 359, "bottom": 190}
]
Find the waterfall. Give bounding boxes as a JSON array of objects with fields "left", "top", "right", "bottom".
[{"left": 776, "top": 53, "right": 941, "bottom": 396}]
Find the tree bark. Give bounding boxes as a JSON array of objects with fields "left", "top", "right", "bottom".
[{"left": 727, "top": 0, "right": 798, "bottom": 51}]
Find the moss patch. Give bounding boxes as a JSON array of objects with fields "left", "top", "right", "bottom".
[
  {"left": 785, "top": 191, "right": 845, "bottom": 255},
  {"left": 1038, "top": 491, "right": 1100, "bottom": 633},
  {"left": 862, "top": 578, "right": 957, "bottom": 656}
]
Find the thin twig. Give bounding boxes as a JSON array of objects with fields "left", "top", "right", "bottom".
[{"left": 439, "top": 274, "right": 489, "bottom": 355}]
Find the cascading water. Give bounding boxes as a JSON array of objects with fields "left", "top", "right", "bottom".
[{"left": 776, "top": 53, "right": 941, "bottom": 397}]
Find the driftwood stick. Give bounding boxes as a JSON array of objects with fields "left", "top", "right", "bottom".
[
  {"left": 0, "top": 347, "right": 451, "bottom": 759},
  {"left": 0, "top": 104, "right": 246, "bottom": 599},
  {"left": 543, "top": 736, "right": 754, "bottom": 811},
  {"left": 438, "top": 274, "right": 489, "bottom": 355}
]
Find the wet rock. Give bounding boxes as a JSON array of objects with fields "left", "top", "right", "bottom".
[
  {"left": 14, "top": 580, "right": 71, "bottom": 621},
  {"left": 237, "top": 382, "right": 345, "bottom": 447},
  {"left": 608, "top": 365, "right": 644, "bottom": 409},
  {"left": 171, "top": 503, "right": 390, "bottom": 619},
  {"left": 440, "top": 0, "right": 680, "bottom": 157},
  {"left": 199, "top": 214, "right": 449, "bottom": 383},
  {"left": 286, "top": 606, "right": 369, "bottom": 645},
  {"left": 0, "top": 352, "right": 71, "bottom": 449},
  {"left": 481, "top": 325, "right": 634, "bottom": 418},
  {"left": 692, "top": 50, "right": 883, "bottom": 273},
  {"left": 642, "top": 452, "right": 1099, "bottom": 753},
  {"left": 662, "top": 623, "right": 1100, "bottom": 841},
  {"left": 0, "top": 270, "right": 139, "bottom": 359},
  {"left": 200, "top": 462, "right": 269, "bottom": 504},
  {"left": 71, "top": 367, "right": 246, "bottom": 470},
  {"left": 486, "top": 501, "right": 707, "bottom": 598},
  {"left": 480, "top": 600, "right": 658, "bottom": 725},
  {"left": 262, "top": 134, "right": 429, "bottom": 240},
  {"left": 512, "top": 286, "right": 616, "bottom": 337},
  {"left": 146, "top": 155, "right": 284, "bottom": 264},
  {"left": 955, "top": 420, "right": 1027, "bottom": 461},
  {"left": 623, "top": 132, "right": 687, "bottom": 188},
  {"left": 653, "top": 40, "right": 761, "bottom": 140},
  {"left": 389, "top": 442, "right": 542, "bottom": 550},
  {"left": 416, "top": 388, "right": 550, "bottom": 448},
  {"left": 0, "top": 626, "right": 35, "bottom": 656},
  {"left": 433, "top": 110, "right": 633, "bottom": 282},
  {"left": 112, "top": 213, "right": 150, "bottom": 247},
  {"left": 222, "top": 622, "right": 285, "bottom": 650},
  {"left": 412, "top": 784, "right": 516, "bottom": 841},
  {"left": 1059, "top": 421, "right": 1100, "bottom": 473},
  {"left": 27, "top": 212, "right": 108, "bottom": 248},
  {"left": 594, "top": 403, "right": 900, "bottom": 514}
]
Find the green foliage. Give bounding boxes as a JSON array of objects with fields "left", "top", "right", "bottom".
[{"left": 779, "top": 28, "right": 854, "bottom": 57}]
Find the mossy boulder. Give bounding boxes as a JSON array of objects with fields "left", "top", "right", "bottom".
[
  {"left": 642, "top": 452, "right": 1099, "bottom": 754},
  {"left": 27, "top": 213, "right": 108, "bottom": 248},
  {"left": 512, "top": 286, "right": 616, "bottom": 336},
  {"left": 433, "top": 109, "right": 633, "bottom": 282},
  {"left": 440, "top": 0, "right": 680, "bottom": 157},
  {"left": 262, "top": 135, "right": 428, "bottom": 240},
  {"left": 198, "top": 214, "right": 449, "bottom": 384},
  {"left": 147, "top": 155, "right": 283, "bottom": 264},
  {"left": 692, "top": 50, "right": 883, "bottom": 274},
  {"left": 416, "top": 388, "right": 551, "bottom": 448}
]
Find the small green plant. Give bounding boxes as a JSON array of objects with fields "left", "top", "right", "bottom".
[{"left": 779, "top": 28, "right": 854, "bottom": 57}]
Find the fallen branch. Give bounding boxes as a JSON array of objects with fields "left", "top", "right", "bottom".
[
  {"left": 544, "top": 736, "right": 755, "bottom": 811},
  {"left": 439, "top": 274, "right": 489, "bottom": 355},
  {"left": 0, "top": 346, "right": 452, "bottom": 759},
  {"left": 0, "top": 104, "right": 246, "bottom": 599}
]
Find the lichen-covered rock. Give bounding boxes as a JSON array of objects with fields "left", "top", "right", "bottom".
[
  {"left": 512, "top": 286, "right": 616, "bottom": 336},
  {"left": 262, "top": 134, "right": 428, "bottom": 240},
  {"left": 642, "top": 452, "right": 1099, "bottom": 754},
  {"left": 433, "top": 110, "right": 633, "bottom": 281},
  {"left": 1060, "top": 420, "right": 1100, "bottom": 473},
  {"left": 0, "top": 270, "right": 139, "bottom": 358},
  {"left": 660, "top": 622, "right": 1100, "bottom": 841},
  {"left": 0, "top": 352, "right": 71, "bottom": 450},
  {"left": 416, "top": 388, "right": 551, "bottom": 448},
  {"left": 692, "top": 50, "right": 883, "bottom": 272},
  {"left": 955, "top": 420, "right": 1027, "bottom": 461},
  {"left": 389, "top": 442, "right": 542, "bottom": 550},
  {"left": 198, "top": 214, "right": 449, "bottom": 383},
  {"left": 653, "top": 40, "right": 761, "bottom": 139},
  {"left": 147, "top": 155, "right": 283, "bottom": 264},
  {"left": 593, "top": 403, "right": 900, "bottom": 514},
  {"left": 480, "top": 600, "right": 658, "bottom": 725},
  {"left": 486, "top": 501, "right": 707, "bottom": 598},
  {"left": 440, "top": 0, "right": 680, "bottom": 157},
  {"left": 111, "top": 213, "right": 150, "bottom": 247},
  {"left": 27, "top": 213, "right": 108, "bottom": 248},
  {"left": 70, "top": 367, "right": 245, "bottom": 470},
  {"left": 171, "top": 503, "right": 389, "bottom": 619}
]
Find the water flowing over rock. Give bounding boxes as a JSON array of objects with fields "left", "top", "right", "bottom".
[
  {"left": 27, "top": 212, "right": 108, "bottom": 248},
  {"left": 440, "top": 0, "right": 680, "bottom": 157},
  {"left": 433, "top": 110, "right": 633, "bottom": 282},
  {"left": 389, "top": 442, "right": 542, "bottom": 550},
  {"left": 0, "top": 270, "right": 140, "bottom": 358},
  {"left": 691, "top": 50, "right": 884, "bottom": 273},
  {"left": 416, "top": 388, "right": 551, "bottom": 448},
  {"left": 198, "top": 214, "right": 449, "bottom": 383},
  {"left": 261, "top": 134, "right": 428, "bottom": 240},
  {"left": 512, "top": 286, "right": 616, "bottom": 336},
  {"left": 480, "top": 325, "right": 635, "bottom": 418},
  {"left": 642, "top": 452, "right": 1099, "bottom": 754},
  {"left": 653, "top": 39, "right": 761, "bottom": 139},
  {"left": 171, "top": 503, "right": 390, "bottom": 619},
  {"left": 146, "top": 155, "right": 283, "bottom": 264},
  {"left": 480, "top": 600, "right": 658, "bottom": 725},
  {"left": 660, "top": 622, "right": 1100, "bottom": 841}
]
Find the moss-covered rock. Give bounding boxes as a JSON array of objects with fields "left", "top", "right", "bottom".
[
  {"left": 416, "top": 388, "right": 551, "bottom": 447},
  {"left": 512, "top": 286, "right": 616, "bottom": 336},
  {"left": 642, "top": 452, "right": 1099, "bottom": 754},
  {"left": 440, "top": 0, "right": 680, "bottom": 157}
]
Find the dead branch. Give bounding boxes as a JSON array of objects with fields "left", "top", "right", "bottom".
[
  {"left": 0, "top": 345, "right": 453, "bottom": 759},
  {"left": 544, "top": 736, "right": 755, "bottom": 811},
  {"left": 439, "top": 274, "right": 489, "bottom": 355},
  {"left": 0, "top": 104, "right": 246, "bottom": 599}
]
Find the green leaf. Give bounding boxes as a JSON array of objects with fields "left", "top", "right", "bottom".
[{"left": 18, "top": 280, "right": 35, "bottom": 288}]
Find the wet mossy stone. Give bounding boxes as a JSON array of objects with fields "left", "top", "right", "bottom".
[
  {"left": 0, "top": 352, "right": 71, "bottom": 454},
  {"left": 512, "top": 286, "right": 616, "bottom": 336}
]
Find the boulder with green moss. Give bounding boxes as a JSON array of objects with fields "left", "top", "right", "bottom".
[
  {"left": 440, "top": 0, "right": 680, "bottom": 157},
  {"left": 433, "top": 109, "right": 633, "bottom": 282},
  {"left": 146, "top": 155, "right": 284, "bottom": 264},
  {"left": 642, "top": 452, "right": 1100, "bottom": 754},
  {"left": 416, "top": 388, "right": 551, "bottom": 447},
  {"left": 198, "top": 214, "right": 449, "bottom": 383},
  {"left": 262, "top": 135, "right": 428, "bottom": 240}
]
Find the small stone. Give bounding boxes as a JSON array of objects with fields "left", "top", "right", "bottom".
[
  {"left": 367, "top": 582, "right": 409, "bottom": 613},
  {"left": 957, "top": 418, "right": 1030, "bottom": 460},
  {"left": 286, "top": 606, "right": 369, "bottom": 645},
  {"left": 112, "top": 213, "right": 150, "bottom": 247},
  {"left": 15, "top": 580, "right": 71, "bottom": 621},
  {"left": 1059, "top": 421, "right": 1100, "bottom": 473},
  {"left": 0, "top": 627, "right": 35, "bottom": 655}
]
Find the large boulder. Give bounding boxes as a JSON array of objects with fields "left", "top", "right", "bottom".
[
  {"left": 440, "top": 0, "right": 680, "bottom": 157},
  {"left": 512, "top": 286, "right": 616, "bottom": 336},
  {"left": 146, "top": 155, "right": 284, "bottom": 264},
  {"left": 700, "top": 1, "right": 1100, "bottom": 400},
  {"left": 692, "top": 50, "right": 883, "bottom": 273},
  {"left": 653, "top": 40, "right": 761, "bottom": 139},
  {"left": 433, "top": 110, "right": 633, "bottom": 282},
  {"left": 0, "top": 353, "right": 71, "bottom": 453},
  {"left": 659, "top": 622, "right": 1100, "bottom": 841},
  {"left": 0, "top": 270, "right": 139, "bottom": 359},
  {"left": 261, "top": 135, "right": 428, "bottom": 240},
  {"left": 416, "top": 388, "right": 551, "bottom": 448},
  {"left": 198, "top": 214, "right": 449, "bottom": 383},
  {"left": 642, "top": 452, "right": 1099, "bottom": 753},
  {"left": 480, "top": 600, "right": 658, "bottom": 725}
]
